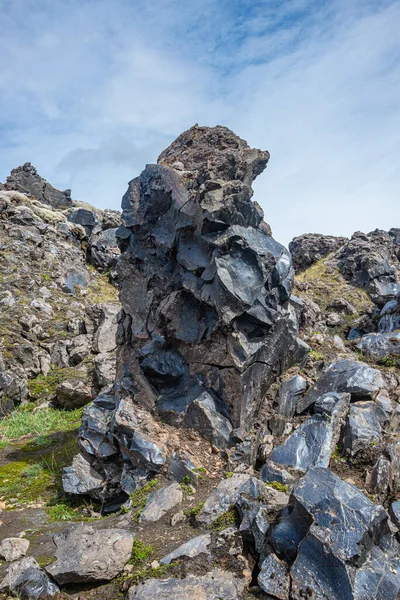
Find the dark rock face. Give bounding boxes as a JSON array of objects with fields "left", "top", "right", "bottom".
[
  {"left": 5, "top": 163, "right": 72, "bottom": 209},
  {"left": 271, "top": 468, "right": 400, "bottom": 600},
  {"left": 337, "top": 230, "right": 400, "bottom": 305},
  {"left": 0, "top": 557, "right": 59, "bottom": 599},
  {"left": 66, "top": 125, "right": 307, "bottom": 501},
  {"left": 289, "top": 233, "right": 347, "bottom": 272}
]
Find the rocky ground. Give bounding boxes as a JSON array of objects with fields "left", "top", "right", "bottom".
[{"left": 0, "top": 126, "right": 399, "bottom": 600}]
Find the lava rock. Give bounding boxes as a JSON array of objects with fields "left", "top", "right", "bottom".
[
  {"left": 297, "top": 359, "right": 385, "bottom": 413},
  {"left": 342, "top": 401, "right": 382, "bottom": 457},
  {"left": 0, "top": 557, "right": 59, "bottom": 599},
  {"left": 258, "top": 553, "right": 290, "bottom": 599},
  {"left": 62, "top": 453, "right": 105, "bottom": 499},
  {"left": 128, "top": 568, "right": 246, "bottom": 599},
  {"left": 6, "top": 163, "right": 72, "bottom": 209},
  {"left": 269, "top": 392, "right": 350, "bottom": 472},
  {"left": 197, "top": 475, "right": 264, "bottom": 526},
  {"left": 289, "top": 233, "right": 347, "bottom": 272},
  {"left": 160, "top": 534, "right": 211, "bottom": 565},
  {"left": 139, "top": 482, "right": 183, "bottom": 523},
  {"left": 0, "top": 537, "right": 30, "bottom": 562},
  {"left": 184, "top": 391, "right": 233, "bottom": 448},
  {"left": 357, "top": 331, "right": 400, "bottom": 358},
  {"left": 45, "top": 524, "right": 134, "bottom": 584}
]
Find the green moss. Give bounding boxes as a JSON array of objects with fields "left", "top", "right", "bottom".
[
  {"left": 224, "top": 471, "right": 234, "bottom": 479},
  {"left": 208, "top": 508, "right": 237, "bottom": 532},
  {"left": 36, "top": 555, "right": 56, "bottom": 568},
  {"left": 128, "top": 562, "right": 178, "bottom": 585},
  {"left": 264, "top": 481, "right": 288, "bottom": 493},
  {"left": 179, "top": 478, "right": 194, "bottom": 496},
  {"left": 184, "top": 501, "right": 205, "bottom": 518},
  {"left": 86, "top": 269, "right": 119, "bottom": 304},
  {"left": 309, "top": 349, "right": 324, "bottom": 361},
  {"left": 130, "top": 479, "right": 158, "bottom": 522},
  {"left": 380, "top": 355, "right": 399, "bottom": 369},
  {"left": 27, "top": 366, "right": 86, "bottom": 402},
  {"left": 128, "top": 540, "right": 154, "bottom": 565},
  {"left": 193, "top": 467, "right": 207, "bottom": 473}
]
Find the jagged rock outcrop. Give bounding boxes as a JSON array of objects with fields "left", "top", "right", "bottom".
[
  {"left": 289, "top": 233, "right": 347, "bottom": 272},
  {"left": 0, "top": 182, "right": 120, "bottom": 415},
  {"left": 64, "top": 125, "right": 307, "bottom": 502},
  {"left": 5, "top": 162, "right": 72, "bottom": 209}
]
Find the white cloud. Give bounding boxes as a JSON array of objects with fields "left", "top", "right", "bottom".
[{"left": 0, "top": 0, "right": 399, "bottom": 244}]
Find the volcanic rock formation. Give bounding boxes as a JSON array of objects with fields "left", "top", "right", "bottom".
[{"left": 65, "top": 125, "right": 308, "bottom": 502}]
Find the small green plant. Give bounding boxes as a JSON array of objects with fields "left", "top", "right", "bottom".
[
  {"left": 179, "top": 476, "right": 194, "bottom": 496},
  {"left": 264, "top": 481, "right": 288, "bottom": 493},
  {"left": 130, "top": 479, "right": 158, "bottom": 522},
  {"left": 224, "top": 471, "right": 234, "bottom": 479},
  {"left": 129, "top": 562, "right": 178, "bottom": 585},
  {"left": 309, "top": 349, "right": 324, "bottom": 361},
  {"left": 381, "top": 356, "right": 398, "bottom": 369},
  {"left": 208, "top": 508, "right": 237, "bottom": 532},
  {"left": 193, "top": 467, "right": 207, "bottom": 473},
  {"left": 184, "top": 501, "right": 205, "bottom": 518},
  {"left": 128, "top": 540, "right": 154, "bottom": 565}
]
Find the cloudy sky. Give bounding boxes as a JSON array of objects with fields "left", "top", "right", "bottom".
[{"left": 1, "top": 0, "right": 399, "bottom": 245}]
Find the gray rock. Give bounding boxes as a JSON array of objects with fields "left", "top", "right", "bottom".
[
  {"left": 366, "top": 457, "right": 392, "bottom": 502},
  {"left": 69, "top": 333, "right": 92, "bottom": 365},
  {"left": 184, "top": 391, "right": 232, "bottom": 448},
  {"left": 94, "top": 352, "right": 116, "bottom": 389},
  {"left": 62, "top": 453, "right": 105, "bottom": 499},
  {"left": 289, "top": 233, "right": 347, "bottom": 272},
  {"left": 128, "top": 568, "right": 246, "bottom": 600},
  {"left": 68, "top": 125, "right": 307, "bottom": 502},
  {"left": 276, "top": 468, "right": 396, "bottom": 600},
  {"left": 389, "top": 501, "right": 400, "bottom": 527},
  {"left": 45, "top": 524, "right": 134, "bottom": 584},
  {"left": 139, "top": 482, "right": 183, "bottom": 523},
  {"left": 258, "top": 554, "right": 290, "bottom": 599},
  {"left": 91, "top": 303, "right": 119, "bottom": 354},
  {"left": 5, "top": 163, "right": 72, "bottom": 209},
  {"left": 0, "top": 537, "right": 30, "bottom": 562},
  {"left": 168, "top": 453, "right": 200, "bottom": 486},
  {"left": 0, "top": 557, "right": 59, "bottom": 599},
  {"left": 342, "top": 401, "right": 382, "bottom": 457},
  {"left": 276, "top": 375, "right": 307, "bottom": 419},
  {"left": 124, "top": 430, "right": 166, "bottom": 472},
  {"left": 269, "top": 392, "right": 350, "bottom": 472},
  {"left": 236, "top": 495, "right": 269, "bottom": 555},
  {"left": 357, "top": 331, "right": 400, "bottom": 358},
  {"left": 260, "top": 460, "right": 296, "bottom": 486},
  {"left": 197, "top": 475, "right": 264, "bottom": 526},
  {"left": 297, "top": 359, "right": 385, "bottom": 413},
  {"left": 55, "top": 379, "right": 93, "bottom": 409},
  {"left": 88, "top": 227, "right": 121, "bottom": 271},
  {"left": 68, "top": 207, "right": 98, "bottom": 236},
  {"left": 160, "top": 534, "right": 211, "bottom": 564}
]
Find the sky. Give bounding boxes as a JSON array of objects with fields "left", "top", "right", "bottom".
[{"left": 0, "top": 0, "right": 399, "bottom": 246}]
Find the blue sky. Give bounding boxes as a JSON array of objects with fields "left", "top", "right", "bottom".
[{"left": 1, "top": 0, "right": 399, "bottom": 245}]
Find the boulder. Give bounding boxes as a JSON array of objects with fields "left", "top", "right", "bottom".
[
  {"left": 139, "top": 482, "right": 183, "bottom": 523},
  {"left": 258, "top": 554, "right": 290, "bottom": 599},
  {"left": 269, "top": 392, "right": 350, "bottom": 472},
  {"left": 5, "top": 163, "right": 72, "bottom": 209},
  {"left": 128, "top": 568, "right": 246, "bottom": 600},
  {"left": 184, "top": 391, "right": 232, "bottom": 448},
  {"left": 160, "top": 534, "right": 211, "bottom": 564},
  {"left": 276, "top": 375, "right": 307, "bottom": 419},
  {"left": 357, "top": 331, "right": 400, "bottom": 358},
  {"left": 272, "top": 468, "right": 398, "bottom": 600},
  {"left": 55, "top": 379, "right": 93, "bottom": 409},
  {"left": 197, "top": 474, "right": 264, "bottom": 526},
  {"left": 0, "top": 537, "right": 30, "bottom": 562},
  {"left": 289, "top": 233, "right": 347, "bottom": 272},
  {"left": 91, "top": 304, "right": 119, "bottom": 354},
  {"left": 0, "top": 557, "right": 59, "bottom": 599},
  {"left": 389, "top": 501, "right": 400, "bottom": 527},
  {"left": 88, "top": 227, "right": 120, "bottom": 271},
  {"left": 297, "top": 359, "right": 386, "bottom": 413},
  {"left": 45, "top": 524, "right": 134, "bottom": 584},
  {"left": 342, "top": 401, "right": 382, "bottom": 457},
  {"left": 62, "top": 453, "right": 105, "bottom": 499},
  {"left": 94, "top": 352, "right": 116, "bottom": 389},
  {"left": 236, "top": 495, "right": 269, "bottom": 555}
]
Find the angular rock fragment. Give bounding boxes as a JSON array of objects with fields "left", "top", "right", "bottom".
[
  {"left": 289, "top": 233, "right": 347, "bottom": 272},
  {"left": 160, "top": 534, "right": 211, "bottom": 565},
  {"left": 45, "top": 525, "right": 134, "bottom": 584},
  {"left": 128, "top": 568, "right": 246, "bottom": 600},
  {"left": 258, "top": 554, "right": 290, "bottom": 599},
  {"left": 269, "top": 392, "right": 350, "bottom": 472},
  {"left": 197, "top": 474, "right": 264, "bottom": 526},
  {"left": 62, "top": 452, "right": 105, "bottom": 498},
  {"left": 297, "top": 359, "right": 385, "bottom": 413},
  {"left": 0, "top": 537, "right": 30, "bottom": 562},
  {"left": 139, "top": 482, "right": 183, "bottom": 523},
  {"left": 0, "top": 557, "right": 59, "bottom": 599},
  {"left": 342, "top": 401, "right": 382, "bottom": 457},
  {"left": 236, "top": 495, "right": 269, "bottom": 555},
  {"left": 184, "top": 391, "right": 232, "bottom": 448},
  {"left": 357, "top": 331, "right": 400, "bottom": 358}
]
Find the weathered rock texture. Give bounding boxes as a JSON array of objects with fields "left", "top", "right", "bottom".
[
  {"left": 66, "top": 125, "right": 307, "bottom": 501},
  {"left": 289, "top": 233, "right": 347, "bottom": 272}
]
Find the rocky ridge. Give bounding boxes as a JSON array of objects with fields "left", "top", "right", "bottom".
[{"left": 0, "top": 126, "right": 399, "bottom": 600}]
